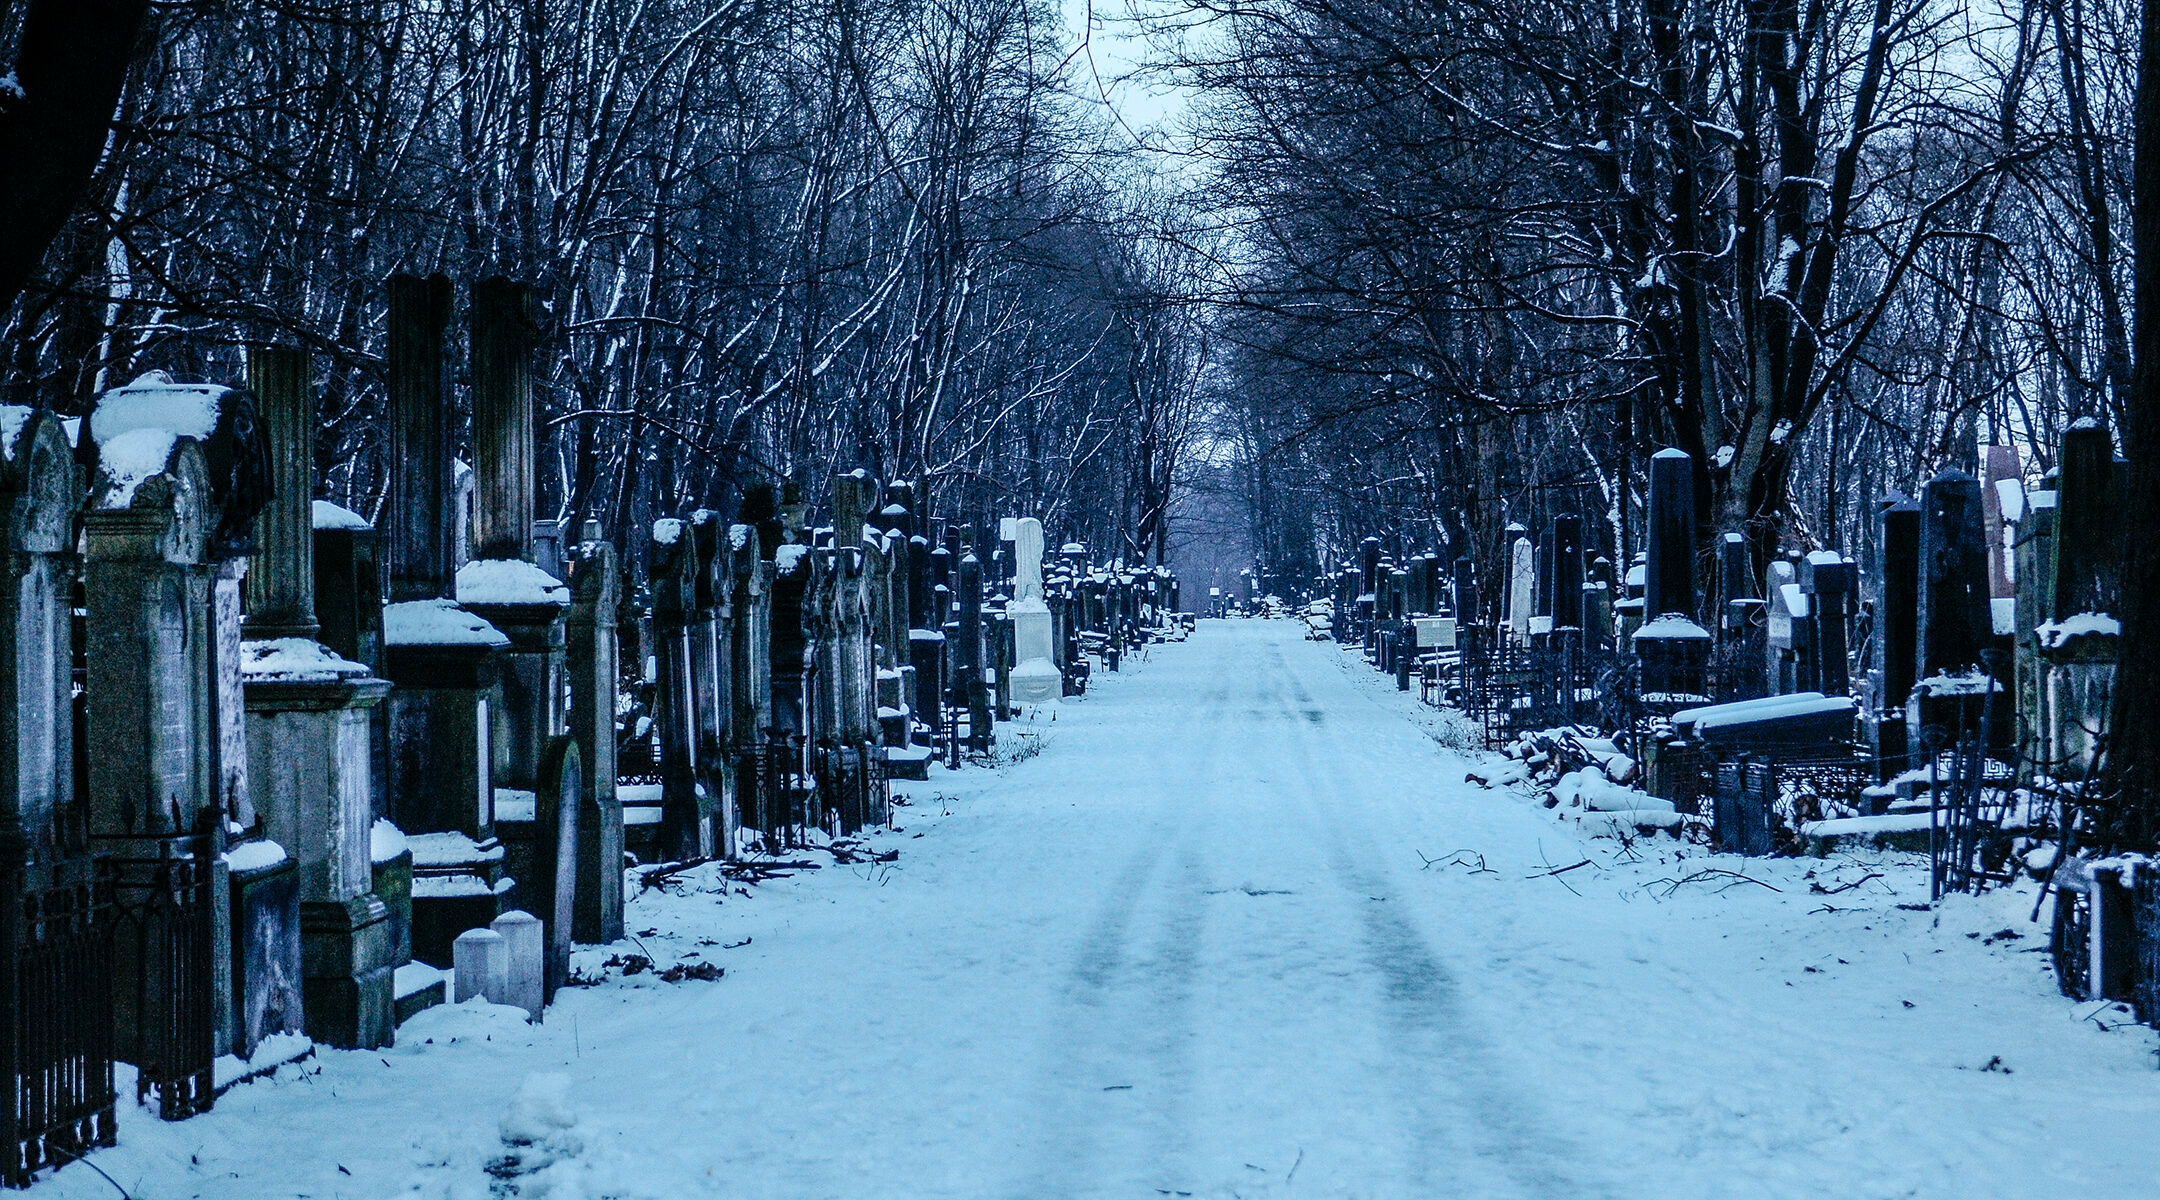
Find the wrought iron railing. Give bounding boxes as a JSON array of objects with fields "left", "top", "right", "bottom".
[
  {"left": 3, "top": 857, "right": 116, "bottom": 1189},
  {"left": 108, "top": 834, "right": 216, "bottom": 1122}
]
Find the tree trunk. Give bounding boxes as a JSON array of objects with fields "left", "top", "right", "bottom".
[{"left": 2106, "top": 0, "right": 2160, "bottom": 848}]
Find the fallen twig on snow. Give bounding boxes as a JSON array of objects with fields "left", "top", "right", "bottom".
[{"left": 1649, "top": 868, "right": 1781, "bottom": 899}]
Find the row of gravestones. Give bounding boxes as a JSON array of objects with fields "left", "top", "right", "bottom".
[
  {"left": 1322, "top": 429, "right": 2122, "bottom": 810},
  {"left": 0, "top": 270, "right": 1192, "bottom": 1186}
]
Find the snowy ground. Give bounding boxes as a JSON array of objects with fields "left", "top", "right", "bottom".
[{"left": 33, "top": 620, "right": 2160, "bottom": 1199}]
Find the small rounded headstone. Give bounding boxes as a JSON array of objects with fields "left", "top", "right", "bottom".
[{"left": 454, "top": 928, "right": 508, "bottom": 1005}]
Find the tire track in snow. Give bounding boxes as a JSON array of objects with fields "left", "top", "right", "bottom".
[
  {"left": 1267, "top": 636, "right": 1610, "bottom": 1200},
  {"left": 1007, "top": 669, "right": 1233, "bottom": 1197}
]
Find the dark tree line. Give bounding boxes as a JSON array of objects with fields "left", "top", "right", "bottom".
[{"left": 0, "top": 0, "right": 1210, "bottom": 568}]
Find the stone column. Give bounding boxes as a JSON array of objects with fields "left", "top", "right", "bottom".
[
  {"left": 566, "top": 539, "right": 622, "bottom": 944},
  {"left": 386, "top": 273, "right": 456, "bottom": 602},
  {"left": 469, "top": 277, "right": 537, "bottom": 563},
  {"left": 241, "top": 347, "right": 395, "bottom": 1049}
]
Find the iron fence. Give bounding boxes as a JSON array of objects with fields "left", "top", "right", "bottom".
[
  {"left": 3, "top": 857, "right": 116, "bottom": 1189},
  {"left": 108, "top": 835, "right": 215, "bottom": 1122}
]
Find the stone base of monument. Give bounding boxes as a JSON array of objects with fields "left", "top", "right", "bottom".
[
  {"left": 300, "top": 892, "right": 396, "bottom": 1049},
  {"left": 407, "top": 832, "right": 511, "bottom": 968},
  {"left": 228, "top": 845, "right": 305, "bottom": 1062},
  {"left": 1010, "top": 658, "right": 1062, "bottom": 705},
  {"left": 393, "top": 962, "right": 448, "bottom": 1024},
  {"left": 1904, "top": 670, "right": 2011, "bottom": 753},
  {"left": 1632, "top": 616, "right": 1712, "bottom": 706},
  {"left": 884, "top": 744, "right": 934, "bottom": 781}
]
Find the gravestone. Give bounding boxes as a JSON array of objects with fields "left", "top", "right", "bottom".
[
  {"left": 1906, "top": 470, "right": 1999, "bottom": 747},
  {"left": 1505, "top": 530, "right": 1534, "bottom": 646},
  {"left": 1633, "top": 449, "right": 1710, "bottom": 702},
  {"left": 2036, "top": 423, "right": 2121, "bottom": 778},
  {"left": 83, "top": 398, "right": 226, "bottom": 1094},
  {"left": 239, "top": 347, "right": 394, "bottom": 1050},
  {"left": 1802, "top": 551, "right": 1853, "bottom": 699}
]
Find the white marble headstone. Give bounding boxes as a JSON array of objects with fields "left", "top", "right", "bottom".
[{"left": 1507, "top": 536, "right": 1535, "bottom": 645}]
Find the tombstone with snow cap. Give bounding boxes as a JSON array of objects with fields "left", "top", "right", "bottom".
[
  {"left": 687, "top": 510, "right": 739, "bottom": 858},
  {"left": 2008, "top": 482, "right": 2053, "bottom": 765},
  {"left": 1633, "top": 449, "right": 1710, "bottom": 705},
  {"left": 82, "top": 375, "right": 251, "bottom": 1105},
  {"left": 1802, "top": 551, "right": 1854, "bottom": 699},
  {"left": 2035, "top": 422, "right": 2122, "bottom": 779},
  {"left": 1711, "top": 533, "right": 1765, "bottom": 701},
  {"left": 1868, "top": 496, "right": 1920, "bottom": 777},
  {"left": 379, "top": 275, "right": 513, "bottom": 968},
  {"left": 0, "top": 406, "right": 81, "bottom": 890},
  {"left": 1765, "top": 557, "right": 1810, "bottom": 695},
  {"left": 0, "top": 403, "right": 113, "bottom": 1173},
  {"left": 1905, "top": 469, "right": 2003, "bottom": 751},
  {"left": 238, "top": 347, "right": 395, "bottom": 1050}
]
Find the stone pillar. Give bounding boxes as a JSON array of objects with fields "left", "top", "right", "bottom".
[
  {"left": 469, "top": 277, "right": 537, "bottom": 563},
  {"left": 1551, "top": 515, "right": 1584, "bottom": 631},
  {"left": 240, "top": 348, "right": 396, "bottom": 1050},
  {"left": 386, "top": 274, "right": 456, "bottom": 602},
  {"left": 566, "top": 539, "right": 622, "bottom": 944}
]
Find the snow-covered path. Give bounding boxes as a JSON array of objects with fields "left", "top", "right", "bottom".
[{"left": 40, "top": 620, "right": 2160, "bottom": 1199}]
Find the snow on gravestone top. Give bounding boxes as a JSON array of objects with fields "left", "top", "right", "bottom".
[
  {"left": 0, "top": 405, "right": 32, "bottom": 461},
  {"left": 221, "top": 839, "right": 288, "bottom": 873},
  {"left": 457, "top": 558, "right": 569, "bottom": 608},
  {"left": 370, "top": 818, "right": 409, "bottom": 865},
  {"left": 91, "top": 372, "right": 224, "bottom": 445},
  {"left": 240, "top": 636, "right": 371, "bottom": 683},
  {"left": 312, "top": 499, "right": 370, "bottom": 531},
  {"left": 383, "top": 598, "right": 510, "bottom": 648}
]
